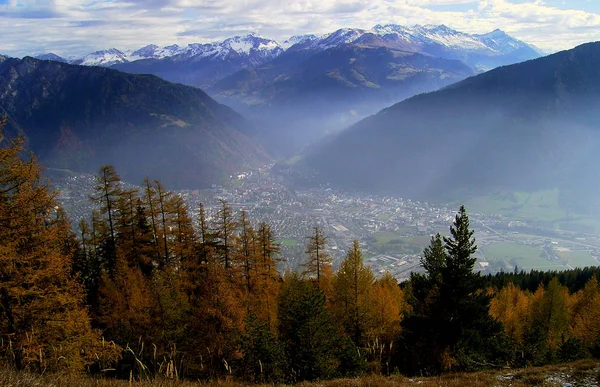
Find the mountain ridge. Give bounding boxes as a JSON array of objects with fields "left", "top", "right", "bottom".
[
  {"left": 302, "top": 41, "right": 600, "bottom": 209},
  {"left": 0, "top": 56, "right": 270, "bottom": 188}
]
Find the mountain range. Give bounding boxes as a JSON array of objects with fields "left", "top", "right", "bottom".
[
  {"left": 22, "top": 25, "right": 540, "bottom": 155},
  {"left": 34, "top": 24, "right": 540, "bottom": 81},
  {"left": 303, "top": 41, "right": 600, "bottom": 210},
  {"left": 0, "top": 56, "right": 269, "bottom": 188}
]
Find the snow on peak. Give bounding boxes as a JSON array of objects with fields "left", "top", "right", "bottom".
[
  {"left": 281, "top": 34, "right": 319, "bottom": 49},
  {"left": 61, "top": 24, "right": 537, "bottom": 68},
  {"left": 76, "top": 48, "right": 129, "bottom": 66},
  {"left": 223, "top": 34, "right": 282, "bottom": 55},
  {"left": 476, "top": 29, "right": 530, "bottom": 53},
  {"left": 130, "top": 44, "right": 183, "bottom": 60},
  {"left": 319, "top": 28, "right": 366, "bottom": 49}
]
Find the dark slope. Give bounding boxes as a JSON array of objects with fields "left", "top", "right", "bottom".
[
  {"left": 0, "top": 57, "right": 270, "bottom": 188},
  {"left": 303, "top": 42, "right": 600, "bottom": 207}
]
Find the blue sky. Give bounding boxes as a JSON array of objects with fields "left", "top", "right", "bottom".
[{"left": 1, "top": 0, "right": 600, "bottom": 57}]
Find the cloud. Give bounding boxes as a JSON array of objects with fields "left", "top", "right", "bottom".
[{"left": 0, "top": 0, "right": 599, "bottom": 57}]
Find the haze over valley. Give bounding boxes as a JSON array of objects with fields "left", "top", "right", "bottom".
[{"left": 3, "top": 19, "right": 600, "bottom": 276}]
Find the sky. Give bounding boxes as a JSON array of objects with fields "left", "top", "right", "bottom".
[{"left": 1, "top": 0, "right": 600, "bottom": 57}]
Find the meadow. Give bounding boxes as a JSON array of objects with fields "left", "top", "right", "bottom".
[{"left": 1, "top": 360, "right": 599, "bottom": 387}]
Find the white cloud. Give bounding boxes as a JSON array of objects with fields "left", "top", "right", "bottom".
[{"left": 0, "top": 0, "right": 599, "bottom": 56}]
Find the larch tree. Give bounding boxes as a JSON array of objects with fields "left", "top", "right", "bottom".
[
  {"left": 214, "top": 199, "right": 238, "bottom": 270},
  {"left": 570, "top": 276, "right": 600, "bottom": 348},
  {"left": 256, "top": 222, "right": 282, "bottom": 331},
  {"left": 489, "top": 283, "right": 530, "bottom": 345},
  {"left": 369, "top": 271, "right": 406, "bottom": 344},
  {"left": 333, "top": 240, "right": 375, "bottom": 345},
  {"left": 90, "top": 165, "right": 122, "bottom": 276},
  {"left": 0, "top": 120, "right": 119, "bottom": 372},
  {"left": 533, "top": 277, "right": 570, "bottom": 351},
  {"left": 302, "top": 226, "right": 332, "bottom": 286}
]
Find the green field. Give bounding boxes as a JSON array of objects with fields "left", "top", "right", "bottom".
[
  {"left": 481, "top": 242, "right": 566, "bottom": 270},
  {"left": 279, "top": 239, "right": 299, "bottom": 247},
  {"left": 376, "top": 213, "right": 393, "bottom": 222},
  {"left": 459, "top": 189, "right": 600, "bottom": 235},
  {"left": 372, "top": 232, "right": 433, "bottom": 255},
  {"left": 463, "top": 189, "right": 567, "bottom": 222},
  {"left": 555, "top": 250, "right": 599, "bottom": 268}
]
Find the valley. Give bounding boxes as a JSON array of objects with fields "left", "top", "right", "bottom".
[{"left": 53, "top": 164, "right": 600, "bottom": 282}]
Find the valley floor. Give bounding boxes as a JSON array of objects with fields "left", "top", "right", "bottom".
[{"left": 1, "top": 360, "right": 599, "bottom": 387}]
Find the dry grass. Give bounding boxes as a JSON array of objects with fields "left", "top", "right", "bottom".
[{"left": 1, "top": 360, "right": 599, "bottom": 387}]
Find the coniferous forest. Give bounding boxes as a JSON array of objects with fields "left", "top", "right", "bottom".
[{"left": 2, "top": 118, "right": 600, "bottom": 384}]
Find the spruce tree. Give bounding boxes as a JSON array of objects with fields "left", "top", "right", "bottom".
[{"left": 401, "top": 206, "right": 508, "bottom": 374}]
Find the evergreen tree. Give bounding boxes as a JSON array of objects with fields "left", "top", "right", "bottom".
[
  {"left": 400, "top": 206, "right": 508, "bottom": 374},
  {"left": 278, "top": 272, "right": 341, "bottom": 381}
]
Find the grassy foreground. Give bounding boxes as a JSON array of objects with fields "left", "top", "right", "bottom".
[{"left": 1, "top": 360, "right": 599, "bottom": 387}]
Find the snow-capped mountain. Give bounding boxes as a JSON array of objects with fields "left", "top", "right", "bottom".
[
  {"left": 170, "top": 34, "right": 283, "bottom": 63},
  {"left": 281, "top": 34, "right": 320, "bottom": 50},
  {"left": 129, "top": 44, "right": 182, "bottom": 60},
  {"left": 46, "top": 25, "right": 538, "bottom": 71},
  {"left": 292, "top": 24, "right": 540, "bottom": 68},
  {"left": 61, "top": 34, "right": 282, "bottom": 67},
  {"left": 70, "top": 48, "right": 130, "bottom": 66},
  {"left": 475, "top": 29, "right": 537, "bottom": 54},
  {"left": 33, "top": 24, "right": 539, "bottom": 87}
]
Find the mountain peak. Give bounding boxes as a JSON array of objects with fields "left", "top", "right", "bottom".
[
  {"left": 482, "top": 28, "right": 508, "bottom": 38},
  {"left": 34, "top": 53, "right": 67, "bottom": 63}
]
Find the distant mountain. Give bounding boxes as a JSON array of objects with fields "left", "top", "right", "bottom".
[
  {"left": 303, "top": 42, "right": 600, "bottom": 209},
  {"left": 370, "top": 25, "right": 540, "bottom": 70},
  {"left": 26, "top": 25, "right": 540, "bottom": 156},
  {"left": 209, "top": 43, "right": 473, "bottom": 154},
  {"left": 34, "top": 53, "right": 68, "bottom": 63},
  {"left": 204, "top": 25, "right": 538, "bottom": 154},
  {"left": 129, "top": 44, "right": 183, "bottom": 60},
  {"left": 0, "top": 57, "right": 270, "bottom": 188},
  {"left": 43, "top": 25, "right": 537, "bottom": 86},
  {"left": 70, "top": 48, "right": 130, "bottom": 67},
  {"left": 112, "top": 34, "right": 283, "bottom": 88}
]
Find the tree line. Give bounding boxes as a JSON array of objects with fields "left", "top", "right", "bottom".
[{"left": 1, "top": 121, "right": 600, "bottom": 382}]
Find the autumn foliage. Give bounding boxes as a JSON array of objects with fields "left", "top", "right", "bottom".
[{"left": 2, "top": 120, "right": 600, "bottom": 381}]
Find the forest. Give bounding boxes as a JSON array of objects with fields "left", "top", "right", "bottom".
[{"left": 1, "top": 118, "right": 600, "bottom": 383}]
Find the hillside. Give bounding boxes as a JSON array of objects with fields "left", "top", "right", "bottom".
[
  {"left": 303, "top": 42, "right": 600, "bottom": 209},
  {"left": 0, "top": 57, "right": 270, "bottom": 188}
]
